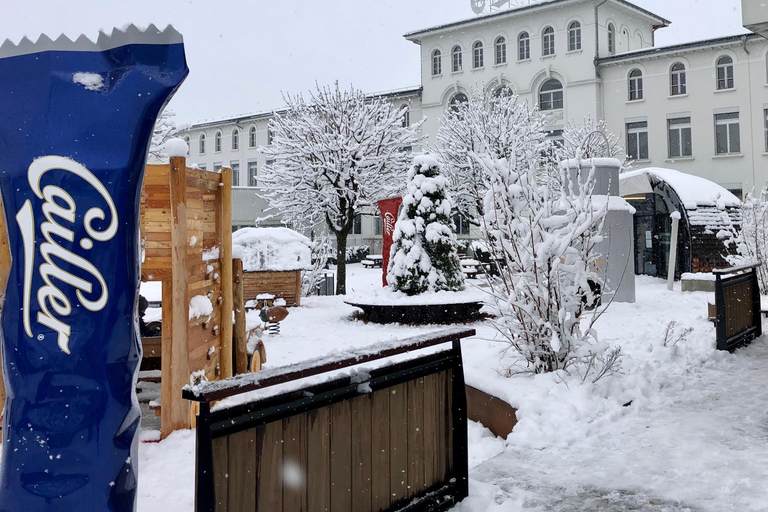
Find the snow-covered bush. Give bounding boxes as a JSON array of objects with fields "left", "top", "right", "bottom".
[
  {"left": 733, "top": 186, "right": 768, "bottom": 294},
  {"left": 259, "top": 82, "right": 423, "bottom": 294},
  {"left": 434, "top": 87, "right": 553, "bottom": 225},
  {"left": 555, "top": 117, "right": 626, "bottom": 166},
  {"left": 301, "top": 236, "right": 334, "bottom": 296},
  {"left": 477, "top": 142, "right": 610, "bottom": 374},
  {"left": 388, "top": 156, "right": 464, "bottom": 295}
]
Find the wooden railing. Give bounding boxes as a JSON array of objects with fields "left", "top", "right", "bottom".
[
  {"left": 714, "top": 262, "right": 762, "bottom": 351},
  {"left": 183, "top": 327, "right": 475, "bottom": 512}
]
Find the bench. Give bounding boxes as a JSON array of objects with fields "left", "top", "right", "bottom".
[
  {"left": 460, "top": 258, "right": 482, "bottom": 279},
  {"left": 362, "top": 255, "right": 383, "bottom": 268},
  {"left": 361, "top": 259, "right": 376, "bottom": 268}
]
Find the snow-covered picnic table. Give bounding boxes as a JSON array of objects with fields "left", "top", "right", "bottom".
[{"left": 362, "top": 254, "right": 384, "bottom": 268}]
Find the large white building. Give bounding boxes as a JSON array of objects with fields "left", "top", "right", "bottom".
[{"left": 181, "top": 0, "right": 768, "bottom": 251}]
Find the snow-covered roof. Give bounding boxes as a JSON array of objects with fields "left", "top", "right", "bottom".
[
  {"left": 232, "top": 227, "right": 312, "bottom": 272},
  {"left": 619, "top": 168, "right": 741, "bottom": 210}
]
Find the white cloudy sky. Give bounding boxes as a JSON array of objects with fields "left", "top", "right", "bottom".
[{"left": 1, "top": 0, "right": 748, "bottom": 124}]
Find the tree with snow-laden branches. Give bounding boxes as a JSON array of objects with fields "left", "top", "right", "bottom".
[
  {"left": 388, "top": 156, "right": 464, "bottom": 295},
  {"left": 732, "top": 186, "right": 768, "bottom": 295},
  {"left": 259, "top": 82, "right": 423, "bottom": 294},
  {"left": 476, "top": 124, "right": 613, "bottom": 375},
  {"left": 555, "top": 117, "right": 629, "bottom": 171},
  {"left": 433, "top": 87, "right": 553, "bottom": 225},
  {"left": 148, "top": 108, "right": 183, "bottom": 162}
]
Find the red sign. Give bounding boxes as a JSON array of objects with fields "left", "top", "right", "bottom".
[{"left": 377, "top": 196, "right": 402, "bottom": 286}]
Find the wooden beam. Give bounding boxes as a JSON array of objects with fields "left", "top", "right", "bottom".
[
  {"left": 232, "top": 258, "right": 248, "bottom": 375},
  {"left": 218, "top": 167, "right": 233, "bottom": 379},
  {"left": 162, "top": 157, "right": 192, "bottom": 437}
]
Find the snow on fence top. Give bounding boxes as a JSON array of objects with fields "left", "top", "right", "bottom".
[
  {"left": 620, "top": 168, "right": 741, "bottom": 210},
  {"left": 558, "top": 157, "right": 623, "bottom": 170},
  {"left": 232, "top": 227, "right": 312, "bottom": 272}
]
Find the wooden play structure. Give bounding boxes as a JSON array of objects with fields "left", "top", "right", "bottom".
[
  {"left": 241, "top": 269, "right": 302, "bottom": 307},
  {"left": 141, "top": 156, "right": 233, "bottom": 437}
]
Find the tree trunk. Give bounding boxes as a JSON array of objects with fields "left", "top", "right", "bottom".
[{"left": 335, "top": 230, "right": 349, "bottom": 295}]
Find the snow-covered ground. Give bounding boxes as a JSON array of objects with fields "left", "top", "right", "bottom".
[{"left": 7, "top": 264, "right": 766, "bottom": 511}]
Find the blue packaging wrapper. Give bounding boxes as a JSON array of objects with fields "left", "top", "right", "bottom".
[{"left": 0, "top": 26, "right": 188, "bottom": 511}]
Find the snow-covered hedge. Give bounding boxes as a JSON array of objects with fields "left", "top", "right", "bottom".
[{"left": 232, "top": 227, "right": 312, "bottom": 272}]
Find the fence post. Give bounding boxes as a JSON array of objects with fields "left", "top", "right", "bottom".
[
  {"left": 714, "top": 273, "right": 726, "bottom": 351},
  {"left": 219, "top": 167, "right": 233, "bottom": 379},
  {"left": 233, "top": 258, "right": 248, "bottom": 375},
  {"left": 451, "top": 338, "right": 469, "bottom": 502},
  {"left": 195, "top": 402, "right": 216, "bottom": 512}
]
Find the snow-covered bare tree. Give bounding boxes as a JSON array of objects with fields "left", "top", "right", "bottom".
[
  {"left": 433, "top": 87, "right": 553, "bottom": 225},
  {"left": 733, "top": 186, "right": 768, "bottom": 294},
  {"left": 388, "top": 156, "right": 464, "bottom": 295},
  {"left": 555, "top": 117, "right": 628, "bottom": 170},
  {"left": 148, "top": 109, "right": 180, "bottom": 161},
  {"left": 259, "top": 83, "right": 424, "bottom": 294},
  {"left": 477, "top": 137, "right": 610, "bottom": 374}
]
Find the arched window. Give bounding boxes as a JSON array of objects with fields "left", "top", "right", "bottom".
[
  {"left": 432, "top": 49, "right": 442, "bottom": 76},
  {"left": 184, "top": 136, "right": 190, "bottom": 149},
  {"left": 199, "top": 133, "right": 206, "bottom": 154},
  {"left": 401, "top": 105, "right": 410, "bottom": 127},
  {"left": 539, "top": 79, "right": 563, "bottom": 110},
  {"left": 473, "top": 41, "right": 484, "bottom": 68},
  {"left": 608, "top": 24, "right": 616, "bottom": 55},
  {"left": 493, "top": 85, "right": 513, "bottom": 98},
  {"left": 452, "top": 45, "right": 463, "bottom": 72},
  {"left": 214, "top": 131, "right": 222, "bottom": 152},
  {"left": 670, "top": 62, "right": 686, "bottom": 96},
  {"left": 267, "top": 127, "right": 274, "bottom": 145},
  {"left": 716, "top": 55, "right": 734, "bottom": 89},
  {"left": 518, "top": 32, "right": 530, "bottom": 60},
  {"left": 568, "top": 21, "right": 581, "bottom": 51},
  {"left": 495, "top": 36, "right": 506, "bottom": 65},
  {"left": 231, "top": 129, "right": 239, "bottom": 150},
  {"left": 542, "top": 26, "right": 555, "bottom": 56},
  {"left": 628, "top": 69, "right": 643, "bottom": 101},
  {"left": 249, "top": 126, "right": 257, "bottom": 148},
  {"left": 449, "top": 92, "right": 469, "bottom": 114}
]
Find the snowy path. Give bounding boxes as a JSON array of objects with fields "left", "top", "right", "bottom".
[{"left": 458, "top": 338, "right": 768, "bottom": 512}]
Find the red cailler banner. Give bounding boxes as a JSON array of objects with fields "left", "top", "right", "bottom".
[{"left": 377, "top": 196, "right": 402, "bottom": 286}]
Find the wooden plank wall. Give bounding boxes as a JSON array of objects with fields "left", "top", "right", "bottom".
[
  {"left": 211, "top": 368, "right": 454, "bottom": 512},
  {"left": 723, "top": 278, "right": 754, "bottom": 338},
  {"left": 140, "top": 158, "right": 233, "bottom": 437},
  {"left": 242, "top": 270, "right": 302, "bottom": 307}
]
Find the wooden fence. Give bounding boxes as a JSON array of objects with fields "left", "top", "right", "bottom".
[
  {"left": 183, "top": 328, "right": 475, "bottom": 512},
  {"left": 242, "top": 270, "right": 302, "bottom": 307},
  {"left": 141, "top": 156, "right": 233, "bottom": 437},
  {"left": 714, "top": 262, "right": 762, "bottom": 351}
]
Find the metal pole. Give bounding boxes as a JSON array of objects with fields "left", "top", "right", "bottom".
[{"left": 667, "top": 212, "right": 680, "bottom": 291}]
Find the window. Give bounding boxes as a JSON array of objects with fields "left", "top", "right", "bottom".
[
  {"left": 214, "top": 131, "right": 222, "bottom": 152},
  {"left": 199, "top": 134, "right": 206, "bottom": 154},
  {"left": 716, "top": 55, "right": 734, "bottom": 90},
  {"left": 449, "top": 92, "right": 469, "bottom": 114},
  {"left": 670, "top": 63, "right": 686, "bottom": 96},
  {"left": 764, "top": 109, "right": 768, "bottom": 152},
  {"left": 452, "top": 45, "right": 463, "bottom": 72},
  {"left": 353, "top": 214, "right": 362, "bottom": 235},
  {"left": 667, "top": 117, "right": 692, "bottom": 158},
  {"left": 608, "top": 24, "right": 616, "bottom": 55},
  {"left": 267, "top": 126, "right": 274, "bottom": 145},
  {"left": 213, "top": 162, "right": 222, "bottom": 174},
  {"left": 374, "top": 215, "right": 383, "bottom": 236},
  {"left": 539, "top": 79, "right": 563, "bottom": 110},
  {"left": 184, "top": 136, "right": 190, "bottom": 155},
  {"left": 518, "top": 32, "right": 530, "bottom": 61},
  {"left": 231, "top": 129, "right": 239, "bottom": 150},
  {"left": 248, "top": 160, "right": 258, "bottom": 186},
  {"left": 568, "top": 21, "right": 581, "bottom": 51},
  {"left": 493, "top": 85, "right": 513, "bottom": 98},
  {"left": 198, "top": 164, "right": 207, "bottom": 171},
  {"left": 473, "top": 41, "right": 484, "bottom": 68},
  {"left": 626, "top": 121, "right": 648, "bottom": 160},
  {"left": 495, "top": 36, "right": 506, "bottom": 64},
  {"left": 432, "top": 49, "right": 442, "bottom": 76},
  {"left": 401, "top": 106, "right": 410, "bottom": 127},
  {"left": 715, "top": 112, "right": 740, "bottom": 154},
  {"left": 230, "top": 161, "right": 240, "bottom": 186},
  {"left": 249, "top": 126, "right": 257, "bottom": 147},
  {"left": 628, "top": 69, "right": 643, "bottom": 101},
  {"left": 546, "top": 129, "right": 564, "bottom": 148},
  {"left": 452, "top": 212, "right": 470, "bottom": 235},
  {"left": 542, "top": 26, "right": 555, "bottom": 56}
]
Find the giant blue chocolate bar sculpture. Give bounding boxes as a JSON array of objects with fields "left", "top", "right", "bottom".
[{"left": 0, "top": 26, "right": 187, "bottom": 511}]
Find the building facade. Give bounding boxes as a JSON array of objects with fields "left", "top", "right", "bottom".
[{"left": 180, "top": 0, "right": 768, "bottom": 252}]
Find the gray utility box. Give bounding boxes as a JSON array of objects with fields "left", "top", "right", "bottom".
[{"left": 559, "top": 158, "right": 636, "bottom": 304}]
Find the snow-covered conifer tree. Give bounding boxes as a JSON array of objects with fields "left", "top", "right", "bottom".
[
  {"left": 388, "top": 156, "right": 464, "bottom": 295},
  {"left": 259, "top": 83, "right": 423, "bottom": 294},
  {"left": 476, "top": 114, "right": 610, "bottom": 374},
  {"left": 434, "top": 87, "right": 553, "bottom": 224}
]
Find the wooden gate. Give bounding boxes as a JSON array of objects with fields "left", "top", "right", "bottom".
[
  {"left": 183, "top": 328, "right": 475, "bottom": 512},
  {"left": 714, "top": 262, "right": 762, "bottom": 351}
]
